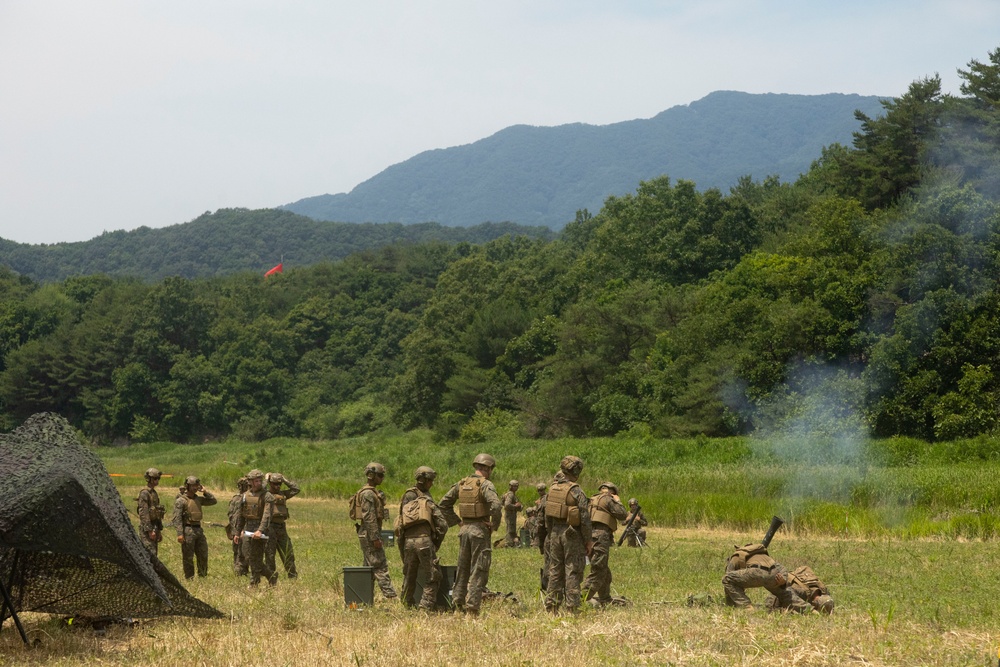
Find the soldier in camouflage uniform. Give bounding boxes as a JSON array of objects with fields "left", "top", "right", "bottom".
[
  {"left": 722, "top": 542, "right": 812, "bottom": 613},
  {"left": 439, "top": 453, "right": 502, "bottom": 617},
  {"left": 766, "top": 565, "right": 835, "bottom": 614},
  {"left": 501, "top": 480, "right": 523, "bottom": 547},
  {"left": 623, "top": 498, "right": 648, "bottom": 547},
  {"left": 226, "top": 477, "right": 250, "bottom": 576},
  {"left": 264, "top": 472, "right": 299, "bottom": 580},
  {"left": 582, "top": 481, "right": 628, "bottom": 607},
  {"left": 172, "top": 475, "right": 218, "bottom": 579},
  {"left": 530, "top": 482, "right": 546, "bottom": 548},
  {"left": 137, "top": 467, "right": 165, "bottom": 555},
  {"left": 397, "top": 466, "right": 449, "bottom": 610},
  {"left": 353, "top": 462, "right": 397, "bottom": 600},
  {"left": 544, "top": 456, "right": 593, "bottom": 614},
  {"left": 523, "top": 507, "right": 538, "bottom": 547},
  {"left": 234, "top": 469, "right": 277, "bottom": 587}
]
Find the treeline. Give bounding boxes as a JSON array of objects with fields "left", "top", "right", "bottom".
[
  {"left": 0, "top": 210, "right": 553, "bottom": 283},
  {"left": 2, "top": 48, "right": 1000, "bottom": 445}
]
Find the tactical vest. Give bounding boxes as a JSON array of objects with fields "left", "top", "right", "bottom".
[
  {"left": 140, "top": 488, "right": 165, "bottom": 521},
  {"left": 242, "top": 491, "right": 266, "bottom": 521},
  {"left": 350, "top": 485, "right": 383, "bottom": 522},
  {"left": 401, "top": 491, "right": 434, "bottom": 528},
  {"left": 727, "top": 543, "right": 775, "bottom": 571},
  {"left": 182, "top": 496, "right": 203, "bottom": 524},
  {"left": 589, "top": 493, "right": 617, "bottom": 531},
  {"left": 271, "top": 494, "right": 289, "bottom": 522},
  {"left": 457, "top": 476, "right": 488, "bottom": 520},
  {"left": 788, "top": 565, "right": 828, "bottom": 601},
  {"left": 545, "top": 480, "right": 580, "bottom": 526}
]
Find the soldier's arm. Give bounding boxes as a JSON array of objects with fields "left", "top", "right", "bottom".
[
  {"left": 234, "top": 497, "right": 247, "bottom": 536},
  {"left": 137, "top": 490, "right": 152, "bottom": 531},
  {"left": 283, "top": 479, "right": 301, "bottom": 499},
  {"left": 609, "top": 497, "right": 628, "bottom": 521},
  {"left": 484, "top": 482, "right": 502, "bottom": 532},
  {"left": 201, "top": 490, "right": 218, "bottom": 506},
  {"left": 438, "top": 484, "right": 461, "bottom": 527},
  {"left": 258, "top": 492, "right": 276, "bottom": 534},
  {"left": 431, "top": 502, "right": 449, "bottom": 548},
  {"left": 573, "top": 486, "right": 593, "bottom": 544},
  {"left": 171, "top": 497, "right": 186, "bottom": 536},
  {"left": 360, "top": 490, "right": 381, "bottom": 537}
]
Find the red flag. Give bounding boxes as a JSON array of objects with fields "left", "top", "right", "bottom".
[{"left": 264, "top": 263, "right": 283, "bottom": 277}]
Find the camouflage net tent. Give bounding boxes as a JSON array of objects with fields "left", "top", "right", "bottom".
[{"left": 0, "top": 413, "right": 222, "bottom": 634}]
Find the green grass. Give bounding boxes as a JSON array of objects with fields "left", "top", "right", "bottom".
[{"left": 98, "top": 433, "right": 1000, "bottom": 539}]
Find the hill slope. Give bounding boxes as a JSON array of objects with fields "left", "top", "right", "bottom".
[
  {"left": 283, "top": 91, "right": 885, "bottom": 229},
  {"left": 0, "top": 209, "right": 552, "bottom": 283}
]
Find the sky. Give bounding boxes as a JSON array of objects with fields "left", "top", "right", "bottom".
[{"left": 1, "top": 1, "right": 999, "bottom": 245}]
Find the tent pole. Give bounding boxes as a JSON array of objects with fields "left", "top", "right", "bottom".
[{"left": 0, "top": 554, "right": 28, "bottom": 645}]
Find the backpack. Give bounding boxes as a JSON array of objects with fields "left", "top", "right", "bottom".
[
  {"left": 401, "top": 495, "right": 434, "bottom": 528},
  {"left": 727, "top": 543, "right": 773, "bottom": 570}
]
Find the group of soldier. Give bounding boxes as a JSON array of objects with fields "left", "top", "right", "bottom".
[
  {"left": 135, "top": 466, "right": 299, "bottom": 587},
  {"left": 135, "top": 455, "right": 833, "bottom": 616},
  {"left": 350, "top": 453, "right": 652, "bottom": 616}
]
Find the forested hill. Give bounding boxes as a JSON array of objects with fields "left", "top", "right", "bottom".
[
  {"left": 0, "top": 209, "right": 552, "bottom": 283},
  {"left": 283, "top": 91, "right": 885, "bottom": 229}
]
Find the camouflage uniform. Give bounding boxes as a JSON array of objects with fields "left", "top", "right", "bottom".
[
  {"left": 354, "top": 463, "right": 397, "bottom": 599},
  {"left": 235, "top": 470, "right": 277, "bottom": 586},
  {"left": 524, "top": 507, "right": 538, "bottom": 547},
  {"left": 264, "top": 473, "right": 299, "bottom": 580},
  {"left": 439, "top": 454, "right": 502, "bottom": 616},
  {"left": 501, "top": 482, "right": 523, "bottom": 547},
  {"left": 582, "top": 483, "right": 628, "bottom": 605},
  {"left": 544, "top": 457, "right": 592, "bottom": 613},
  {"left": 226, "top": 480, "right": 249, "bottom": 576},
  {"left": 766, "top": 565, "right": 835, "bottom": 614},
  {"left": 136, "top": 470, "right": 165, "bottom": 556},
  {"left": 624, "top": 499, "right": 648, "bottom": 547},
  {"left": 398, "top": 469, "right": 449, "bottom": 610},
  {"left": 171, "top": 477, "right": 218, "bottom": 579},
  {"left": 722, "top": 543, "right": 811, "bottom": 613}
]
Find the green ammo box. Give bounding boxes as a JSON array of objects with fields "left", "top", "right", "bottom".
[{"left": 343, "top": 566, "right": 374, "bottom": 607}]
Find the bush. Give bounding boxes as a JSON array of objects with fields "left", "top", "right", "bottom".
[{"left": 458, "top": 408, "right": 523, "bottom": 443}]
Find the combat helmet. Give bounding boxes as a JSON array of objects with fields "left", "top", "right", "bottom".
[
  {"left": 472, "top": 453, "right": 496, "bottom": 469},
  {"left": 628, "top": 497, "right": 638, "bottom": 506},
  {"left": 236, "top": 476, "right": 249, "bottom": 492},
  {"left": 559, "top": 455, "right": 584, "bottom": 474},
  {"left": 266, "top": 472, "right": 284, "bottom": 485},
  {"left": 414, "top": 466, "right": 437, "bottom": 483},
  {"left": 184, "top": 475, "right": 200, "bottom": 487},
  {"left": 599, "top": 481, "right": 619, "bottom": 495},
  {"left": 509, "top": 479, "right": 519, "bottom": 488},
  {"left": 536, "top": 482, "right": 546, "bottom": 493},
  {"left": 365, "top": 462, "right": 386, "bottom": 478},
  {"left": 246, "top": 469, "right": 264, "bottom": 480},
  {"left": 144, "top": 467, "right": 162, "bottom": 481}
]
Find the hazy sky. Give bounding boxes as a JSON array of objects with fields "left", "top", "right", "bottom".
[{"left": 2, "top": 1, "right": 998, "bottom": 245}]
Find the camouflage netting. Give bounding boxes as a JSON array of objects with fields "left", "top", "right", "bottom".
[{"left": 0, "top": 413, "right": 222, "bottom": 619}]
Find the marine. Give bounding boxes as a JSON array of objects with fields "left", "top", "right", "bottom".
[
  {"left": 397, "top": 466, "right": 449, "bottom": 610},
  {"left": 767, "top": 565, "right": 835, "bottom": 614},
  {"left": 582, "top": 481, "right": 628, "bottom": 607},
  {"left": 722, "top": 542, "right": 811, "bottom": 613},
  {"left": 352, "top": 462, "right": 397, "bottom": 600},
  {"left": 501, "top": 480, "right": 523, "bottom": 547},
  {"left": 623, "top": 498, "right": 648, "bottom": 547},
  {"left": 234, "top": 468, "right": 277, "bottom": 587},
  {"left": 137, "top": 467, "right": 165, "bottom": 556},
  {"left": 226, "top": 477, "right": 250, "bottom": 576},
  {"left": 264, "top": 472, "right": 300, "bottom": 580},
  {"left": 171, "top": 475, "right": 217, "bottom": 579},
  {"left": 543, "top": 456, "right": 593, "bottom": 614},
  {"left": 439, "top": 453, "right": 502, "bottom": 617}
]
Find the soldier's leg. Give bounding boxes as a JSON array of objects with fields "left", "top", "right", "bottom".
[
  {"left": 180, "top": 527, "right": 196, "bottom": 579},
  {"left": 417, "top": 539, "right": 441, "bottom": 611},
  {"left": 366, "top": 542, "right": 396, "bottom": 599},
  {"left": 465, "top": 529, "right": 492, "bottom": 613},
  {"left": 722, "top": 567, "right": 770, "bottom": 608},
  {"left": 505, "top": 517, "right": 517, "bottom": 547},
  {"left": 582, "top": 530, "right": 611, "bottom": 602},
  {"left": 563, "top": 531, "right": 586, "bottom": 611},
  {"left": 277, "top": 525, "right": 297, "bottom": 578},
  {"left": 452, "top": 528, "right": 472, "bottom": 610},
  {"left": 264, "top": 530, "right": 278, "bottom": 577},
  {"left": 545, "top": 528, "right": 567, "bottom": 611},
  {"left": 193, "top": 527, "right": 209, "bottom": 577},
  {"left": 401, "top": 541, "right": 419, "bottom": 608},
  {"left": 232, "top": 540, "right": 247, "bottom": 576}
]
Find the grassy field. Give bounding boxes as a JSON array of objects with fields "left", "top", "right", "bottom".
[{"left": 1, "top": 434, "right": 999, "bottom": 665}]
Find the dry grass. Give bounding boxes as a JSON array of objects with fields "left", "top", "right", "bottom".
[{"left": 0, "top": 491, "right": 997, "bottom": 666}]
